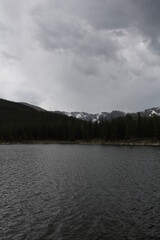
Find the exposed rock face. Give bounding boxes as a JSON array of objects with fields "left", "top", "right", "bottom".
[
  {"left": 20, "top": 102, "right": 160, "bottom": 122},
  {"left": 54, "top": 107, "right": 160, "bottom": 122}
]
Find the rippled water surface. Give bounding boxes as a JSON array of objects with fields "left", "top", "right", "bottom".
[{"left": 1, "top": 144, "right": 160, "bottom": 239}]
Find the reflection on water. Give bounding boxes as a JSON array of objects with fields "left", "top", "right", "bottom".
[{"left": 0, "top": 144, "right": 160, "bottom": 239}]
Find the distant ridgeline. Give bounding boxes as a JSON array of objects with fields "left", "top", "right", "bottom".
[{"left": 0, "top": 98, "right": 160, "bottom": 142}]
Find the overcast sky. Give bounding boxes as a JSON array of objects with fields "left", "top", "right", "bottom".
[{"left": 0, "top": 0, "right": 160, "bottom": 113}]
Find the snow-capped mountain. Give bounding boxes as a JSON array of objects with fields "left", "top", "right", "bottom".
[
  {"left": 54, "top": 107, "right": 160, "bottom": 122},
  {"left": 143, "top": 108, "right": 160, "bottom": 117},
  {"left": 20, "top": 102, "right": 160, "bottom": 122},
  {"left": 55, "top": 110, "right": 126, "bottom": 122}
]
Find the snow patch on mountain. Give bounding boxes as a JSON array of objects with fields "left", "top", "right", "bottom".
[
  {"left": 76, "top": 113, "right": 81, "bottom": 119},
  {"left": 55, "top": 107, "right": 160, "bottom": 122},
  {"left": 149, "top": 110, "right": 160, "bottom": 117}
]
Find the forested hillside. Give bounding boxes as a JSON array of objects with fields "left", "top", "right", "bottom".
[
  {"left": 0, "top": 99, "right": 160, "bottom": 142},
  {"left": 0, "top": 99, "right": 87, "bottom": 141}
]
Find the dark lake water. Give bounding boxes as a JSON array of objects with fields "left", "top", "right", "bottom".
[{"left": 0, "top": 144, "right": 160, "bottom": 240}]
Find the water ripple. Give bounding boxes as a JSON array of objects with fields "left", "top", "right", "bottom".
[{"left": 0, "top": 144, "right": 160, "bottom": 239}]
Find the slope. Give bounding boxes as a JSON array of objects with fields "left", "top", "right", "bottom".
[{"left": 0, "top": 98, "right": 89, "bottom": 142}]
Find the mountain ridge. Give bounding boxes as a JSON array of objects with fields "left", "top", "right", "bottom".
[
  {"left": 10, "top": 100, "right": 160, "bottom": 121},
  {"left": 19, "top": 102, "right": 46, "bottom": 112},
  {"left": 53, "top": 107, "right": 160, "bottom": 122},
  {"left": 1, "top": 98, "right": 160, "bottom": 142}
]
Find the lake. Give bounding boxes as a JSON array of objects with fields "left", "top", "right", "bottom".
[{"left": 0, "top": 144, "right": 160, "bottom": 240}]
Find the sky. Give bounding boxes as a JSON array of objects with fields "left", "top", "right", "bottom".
[{"left": 0, "top": 0, "right": 160, "bottom": 113}]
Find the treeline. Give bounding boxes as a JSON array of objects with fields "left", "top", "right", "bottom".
[
  {"left": 96, "top": 113, "right": 160, "bottom": 141},
  {"left": 0, "top": 99, "right": 160, "bottom": 142}
]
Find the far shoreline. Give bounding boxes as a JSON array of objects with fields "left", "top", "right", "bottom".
[{"left": 1, "top": 140, "right": 160, "bottom": 146}]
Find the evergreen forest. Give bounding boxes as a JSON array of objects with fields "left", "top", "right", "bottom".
[{"left": 0, "top": 99, "right": 160, "bottom": 142}]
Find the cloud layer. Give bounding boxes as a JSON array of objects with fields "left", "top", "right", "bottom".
[{"left": 0, "top": 0, "right": 160, "bottom": 112}]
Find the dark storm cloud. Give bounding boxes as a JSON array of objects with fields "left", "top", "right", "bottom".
[
  {"left": 0, "top": 0, "right": 160, "bottom": 112},
  {"left": 59, "top": 0, "right": 160, "bottom": 52},
  {"left": 31, "top": 0, "right": 160, "bottom": 57},
  {"left": 131, "top": 0, "right": 160, "bottom": 51},
  {"left": 32, "top": 3, "right": 119, "bottom": 60}
]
